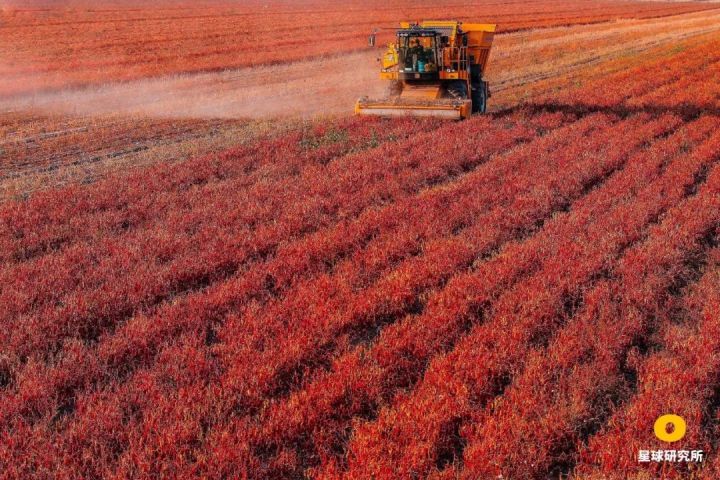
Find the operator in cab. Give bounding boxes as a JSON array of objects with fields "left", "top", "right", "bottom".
[{"left": 409, "top": 38, "right": 425, "bottom": 60}]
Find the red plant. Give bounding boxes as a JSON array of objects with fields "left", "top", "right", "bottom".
[
  {"left": 2, "top": 0, "right": 715, "bottom": 96},
  {"left": 3, "top": 22, "right": 720, "bottom": 480}
]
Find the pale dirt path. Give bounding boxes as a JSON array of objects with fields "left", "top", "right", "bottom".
[{"left": 3, "top": 9, "right": 720, "bottom": 120}]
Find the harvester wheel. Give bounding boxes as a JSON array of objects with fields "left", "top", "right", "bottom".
[{"left": 472, "top": 80, "right": 488, "bottom": 114}]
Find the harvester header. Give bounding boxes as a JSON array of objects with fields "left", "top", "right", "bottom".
[{"left": 356, "top": 20, "right": 496, "bottom": 120}]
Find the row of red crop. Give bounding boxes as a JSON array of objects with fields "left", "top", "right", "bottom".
[
  {"left": 456, "top": 130, "right": 720, "bottom": 479},
  {"left": 0, "top": 109, "right": 557, "bottom": 476},
  {"left": 0, "top": 109, "right": 660, "bottom": 480},
  {"left": 208, "top": 113, "right": 619, "bottom": 418},
  {"left": 690, "top": 261, "right": 720, "bottom": 480},
  {"left": 575, "top": 248, "right": 720, "bottom": 479},
  {"left": 4, "top": 28, "right": 720, "bottom": 479},
  {"left": 0, "top": 111, "right": 560, "bottom": 435},
  {"left": 0, "top": 103, "right": 696, "bottom": 478},
  {"left": 298, "top": 119, "right": 712, "bottom": 476},
  {"left": 0, "top": 117, "right": 436, "bottom": 273},
  {"left": 550, "top": 36, "right": 720, "bottom": 109},
  {"left": 75, "top": 112, "right": 677, "bottom": 479},
  {"left": 334, "top": 122, "right": 720, "bottom": 479},
  {"left": 0, "top": 117, "right": 461, "bottom": 362},
  {"left": 627, "top": 53, "right": 720, "bottom": 111},
  {"left": 19, "top": 34, "right": 716, "bottom": 464},
  {"left": 233, "top": 114, "right": 685, "bottom": 478},
  {"left": 0, "top": 116, "right": 433, "bottom": 266}
]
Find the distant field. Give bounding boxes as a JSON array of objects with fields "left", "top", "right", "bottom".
[
  {"left": 4, "top": 9, "right": 720, "bottom": 201},
  {"left": 1, "top": 0, "right": 717, "bottom": 95}
]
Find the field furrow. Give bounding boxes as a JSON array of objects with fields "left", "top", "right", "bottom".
[
  {"left": 457, "top": 130, "right": 720, "bottom": 480},
  {"left": 236, "top": 113, "right": 715, "bottom": 478},
  {"left": 335, "top": 122, "right": 720, "bottom": 480},
  {"left": 0, "top": 110, "right": 567, "bottom": 432}
]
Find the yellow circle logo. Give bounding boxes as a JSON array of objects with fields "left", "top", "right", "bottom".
[{"left": 654, "top": 414, "right": 686, "bottom": 443}]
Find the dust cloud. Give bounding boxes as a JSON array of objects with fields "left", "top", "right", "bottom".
[{"left": 1, "top": 50, "right": 387, "bottom": 120}]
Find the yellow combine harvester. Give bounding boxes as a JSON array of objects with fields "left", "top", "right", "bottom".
[{"left": 356, "top": 20, "right": 496, "bottom": 120}]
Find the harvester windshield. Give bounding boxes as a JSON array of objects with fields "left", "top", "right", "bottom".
[{"left": 398, "top": 33, "right": 438, "bottom": 74}]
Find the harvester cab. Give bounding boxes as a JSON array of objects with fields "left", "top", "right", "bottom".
[{"left": 357, "top": 20, "right": 496, "bottom": 119}]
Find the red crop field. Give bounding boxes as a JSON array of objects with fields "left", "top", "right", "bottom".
[
  {"left": 2, "top": 1, "right": 720, "bottom": 479},
  {"left": 1, "top": 0, "right": 717, "bottom": 96}
]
